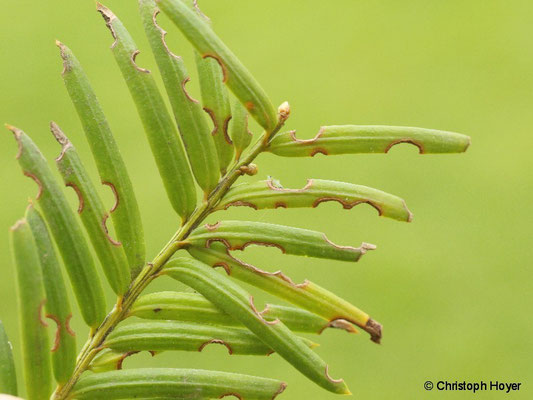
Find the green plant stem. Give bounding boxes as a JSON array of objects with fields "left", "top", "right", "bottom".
[{"left": 51, "top": 119, "right": 284, "bottom": 400}]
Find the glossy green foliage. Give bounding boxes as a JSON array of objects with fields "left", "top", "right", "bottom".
[
  {"left": 7, "top": 126, "right": 106, "bottom": 328},
  {"left": 230, "top": 100, "right": 253, "bottom": 160},
  {"left": 52, "top": 123, "right": 130, "bottom": 296},
  {"left": 56, "top": 41, "right": 145, "bottom": 275},
  {"left": 26, "top": 205, "right": 76, "bottom": 385},
  {"left": 187, "top": 220, "right": 376, "bottom": 262},
  {"left": 71, "top": 368, "right": 286, "bottom": 400},
  {"left": 165, "top": 256, "right": 350, "bottom": 394},
  {"left": 188, "top": 242, "right": 381, "bottom": 343},
  {"left": 157, "top": 0, "right": 278, "bottom": 131},
  {"left": 105, "top": 320, "right": 316, "bottom": 356},
  {"left": 139, "top": 0, "right": 220, "bottom": 194},
  {"left": 269, "top": 125, "right": 471, "bottom": 156},
  {"left": 217, "top": 178, "right": 413, "bottom": 222},
  {"left": 10, "top": 220, "right": 52, "bottom": 400},
  {"left": 97, "top": 3, "right": 197, "bottom": 219},
  {"left": 130, "top": 291, "right": 331, "bottom": 334},
  {"left": 0, "top": 321, "right": 17, "bottom": 396}
]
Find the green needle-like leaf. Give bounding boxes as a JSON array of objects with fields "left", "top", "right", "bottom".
[
  {"left": 7, "top": 125, "right": 106, "bottom": 328},
  {"left": 189, "top": 242, "right": 382, "bottom": 343},
  {"left": 217, "top": 178, "right": 413, "bottom": 222},
  {"left": 130, "top": 291, "right": 332, "bottom": 334},
  {"left": 10, "top": 219, "right": 52, "bottom": 400},
  {"left": 165, "top": 256, "right": 351, "bottom": 394},
  {"left": 97, "top": 3, "right": 197, "bottom": 219},
  {"left": 187, "top": 220, "right": 376, "bottom": 262},
  {"left": 195, "top": 51, "right": 234, "bottom": 173},
  {"left": 52, "top": 123, "right": 130, "bottom": 296},
  {"left": 56, "top": 41, "right": 145, "bottom": 275},
  {"left": 269, "top": 125, "right": 471, "bottom": 156},
  {"left": 0, "top": 321, "right": 17, "bottom": 396},
  {"left": 71, "top": 368, "right": 286, "bottom": 399},
  {"left": 139, "top": 0, "right": 220, "bottom": 194},
  {"left": 26, "top": 204, "right": 76, "bottom": 385},
  {"left": 157, "top": 0, "right": 278, "bottom": 131},
  {"left": 105, "top": 320, "right": 316, "bottom": 356},
  {"left": 230, "top": 99, "right": 253, "bottom": 161}
]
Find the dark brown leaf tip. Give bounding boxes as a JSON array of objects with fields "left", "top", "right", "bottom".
[
  {"left": 366, "top": 318, "right": 382, "bottom": 344},
  {"left": 96, "top": 2, "right": 118, "bottom": 48},
  {"left": 50, "top": 121, "right": 73, "bottom": 162},
  {"left": 198, "top": 339, "right": 233, "bottom": 355}
]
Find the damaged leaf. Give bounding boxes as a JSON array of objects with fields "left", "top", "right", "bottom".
[
  {"left": 56, "top": 41, "right": 145, "bottom": 275},
  {"left": 52, "top": 123, "right": 130, "bottom": 296},
  {"left": 71, "top": 368, "right": 286, "bottom": 399},
  {"left": 7, "top": 125, "right": 106, "bottom": 328},
  {"left": 105, "top": 320, "right": 317, "bottom": 356},
  {"left": 216, "top": 178, "right": 413, "bottom": 222},
  {"left": 10, "top": 219, "right": 52, "bottom": 400},
  {"left": 189, "top": 242, "right": 382, "bottom": 343},
  {"left": 164, "top": 256, "right": 351, "bottom": 394},
  {"left": 195, "top": 51, "right": 234, "bottom": 173},
  {"left": 230, "top": 99, "right": 253, "bottom": 161},
  {"left": 0, "top": 321, "right": 17, "bottom": 396},
  {"left": 187, "top": 220, "right": 376, "bottom": 262},
  {"left": 157, "top": 0, "right": 279, "bottom": 131},
  {"left": 130, "top": 291, "right": 333, "bottom": 334},
  {"left": 26, "top": 205, "right": 76, "bottom": 385},
  {"left": 268, "top": 125, "right": 471, "bottom": 156},
  {"left": 97, "top": 3, "right": 197, "bottom": 219},
  {"left": 139, "top": 0, "right": 220, "bottom": 194}
]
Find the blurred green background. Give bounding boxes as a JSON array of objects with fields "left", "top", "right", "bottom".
[{"left": 1, "top": 0, "right": 532, "bottom": 398}]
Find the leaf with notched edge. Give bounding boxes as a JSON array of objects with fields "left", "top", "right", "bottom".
[
  {"left": 26, "top": 205, "right": 76, "bottom": 385},
  {"left": 52, "top": 123, "right": 130, "bottom": 297},
  {"left": 230, "top": 99, "right": 254, "bottom": 161},
  {"left": 139, "top": 0, "right": 220, "bottom": 194},
  {"left": 10, "top": 219, "right": 52, "bottom": 400},
  {"left": 130, "top": 291, "right": 334, "bottom": 334},
  {"left": 71, "top": 368, "right": 286, "bottom": 400},
  {"left": 164, "top": 256, "right": 351, "bottom": 394},
  {"left": 0, "top": 321, "right": 17, "bottom": 396},
  {"left": 188, "top": 241, "right": 382, "bottom": 343},
  {"left": 56, "top": 41, "right": 145, "bottom": 276},
  {"left": 97, "top": 3, "right": 197, "bottom": 219},
  {"left": 7, "top": 125, "right": 106, "bottom": 328},
  {"left": 195, "top": 51, "right": 235, "bottom": 173},
  {"left": 187, "top": 220, "right": 376, "bottom": 262},
  {"left": 216, "top": 178, "right": 413, "bottom": 222},
  {"left": 157, "top": 0, "right": 279, "bottom": 131},
  {"left": 268, "top": 125, "right": 471, "bottom": 157},
  {"left": 104, "top": 321, "right": 317, "bottom": 356}
]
